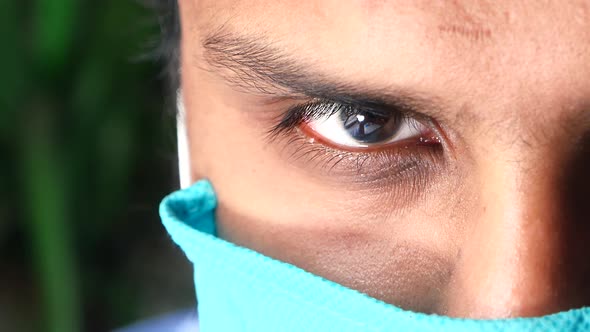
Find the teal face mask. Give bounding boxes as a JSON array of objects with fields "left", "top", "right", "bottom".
[{"left": 160, "top": 180, "right": 590, "bottom": 332}]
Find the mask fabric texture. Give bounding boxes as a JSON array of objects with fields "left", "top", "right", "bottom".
[{"left": 160, "top": 180, "right": 590, "bottom": 332}]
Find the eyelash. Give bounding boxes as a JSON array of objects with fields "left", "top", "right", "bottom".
[
  {"left": 266, "top": 99, "right": 445, "bottom": 185},
  {"left": 270, "top": 100, "right": 390, "bottom": 136}
]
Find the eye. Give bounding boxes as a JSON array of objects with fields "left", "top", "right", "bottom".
[
  {"left": 267, "top": 99, "right": 445, "bottom": 183},
  {"left": 302, "top": 105, "right": 435, "bottom": 150}
]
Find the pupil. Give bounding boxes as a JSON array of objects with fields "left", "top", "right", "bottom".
[{"left": 339, "top": 110, "right": 401, "bottom": 143}]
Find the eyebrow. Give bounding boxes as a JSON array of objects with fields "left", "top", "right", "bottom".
[{"left": 200, "top": 27, "right": 450, "bottom": 120}]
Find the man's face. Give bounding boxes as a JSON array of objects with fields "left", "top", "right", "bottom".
[{"left": 178, "top": 0, "right": 590, "bottom": 318}]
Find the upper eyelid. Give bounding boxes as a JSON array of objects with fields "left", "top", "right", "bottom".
[
  {"left": 268, "top": 98, "right": 422, "bottom": 139},
  {"left": 289, "top": 98, "right": 420, "bottom": 124}
]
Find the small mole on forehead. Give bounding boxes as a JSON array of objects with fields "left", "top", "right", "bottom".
[
  {"left": 435, "top": 0, "right": 497, "bottom": 42},
  {"left": 357, "top": 0, "right": 496, "bottom": 42},
  {"left": 438, "top": 24, "right": 493, "bottom": 42}
]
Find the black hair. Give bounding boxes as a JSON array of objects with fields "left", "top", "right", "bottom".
[{"left": 151, "top": 0, "right": 181, "bottom": 96}]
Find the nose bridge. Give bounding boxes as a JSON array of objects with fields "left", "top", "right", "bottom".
[{"left": 446, "top": 143, "right": 587, "bottom": 318}]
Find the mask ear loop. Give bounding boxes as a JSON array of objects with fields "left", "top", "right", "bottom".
[{"left": 177, "top": 90, "right": 192, "bottom": 189}]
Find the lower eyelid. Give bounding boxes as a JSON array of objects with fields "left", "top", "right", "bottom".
[{"left": 273, "top": 127, "right": 445, "bottom": 189}]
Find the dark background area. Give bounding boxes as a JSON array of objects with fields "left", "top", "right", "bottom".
[{"left": 0, "top": 1, "right": 194, "bottom": 331}]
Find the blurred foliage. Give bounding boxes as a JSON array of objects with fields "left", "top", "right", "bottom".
[{"left": 0, "top": 1, "right": 193, "bottom": 331}]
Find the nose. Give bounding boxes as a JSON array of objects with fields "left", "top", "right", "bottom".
[{"left": 444, "top": 143, "right": 590, "bottom": 319}]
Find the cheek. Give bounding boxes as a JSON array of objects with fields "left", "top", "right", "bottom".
[{"left": 215, "top": 196, "right": 460, "bottom": 314}]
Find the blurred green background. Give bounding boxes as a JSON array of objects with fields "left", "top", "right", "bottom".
[{"left": 0, "top": 1, "right": 194, "bottom": 331}]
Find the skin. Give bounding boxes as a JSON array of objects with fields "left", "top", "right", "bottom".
[{"left": 178, "top": 0, "right": 590, "bottom": 319}]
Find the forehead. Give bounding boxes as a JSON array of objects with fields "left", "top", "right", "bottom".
[
  {"left": 195, "top": 2, "right": 590, "bottom": 72},
  {"left": 199, "top": 0, "right": 590, "bottom": 41},
  {"left": 191, "top": 1, "right": 590, "bottom": 124}
]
